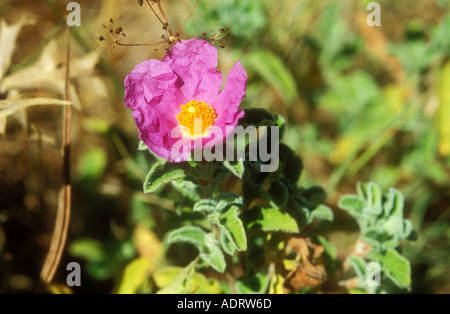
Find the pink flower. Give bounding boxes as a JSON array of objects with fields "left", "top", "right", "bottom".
[{"left": 124, "top": 38, "right": 247, "bottom": 162}]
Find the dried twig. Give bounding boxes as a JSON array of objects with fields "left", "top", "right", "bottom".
[{"left": 38, "top": 25, "right": 72, "bottom": 290}]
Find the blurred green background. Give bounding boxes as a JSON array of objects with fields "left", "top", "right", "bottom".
[{"left": 0, "top": 0, "right": 449, "bottom": 293}]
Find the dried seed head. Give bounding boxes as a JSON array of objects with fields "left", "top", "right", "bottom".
[
  {"left": 110, "top": 18, "right": 114, "bottom": 23},
  {"left": 97, "top": 36, "right": 105, "bottom": 41},
  {"left": 137, "top": 0, "right": 144, "bottom": 6},
  {"left": 219, "top": 42, "right": 226, "bottom": 49},
  {"left": 115, "top": 27, "right": 123, "bottom": 34}
]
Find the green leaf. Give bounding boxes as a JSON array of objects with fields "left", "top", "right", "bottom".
[
  {"left": 154, "top": 266, "right": 222, "bottom": 294},
  {"left": 245, "top": 50, "right": 298, "bottom": 104},
  {"left": 380, "top": 248, "right": 411, "bottom": 289},
  {"left": 239, "top": 108, "right": 276, "bottom": 128},
  {"left": 402, "top": 220, "right": 413, "bottom": 239},
  {"left": 366, "top": 182, "right": 383, "bottom": 213},
  {"left": 193, "top": 199, "right": 217, "bottom": 213},
  {"left": 338, "top": 195, "right": 365, "bottom": 217},
  {"left": 211, "top": 166, "right": 231, "bottom": 196},
  {"left": 383, "top": 188, "right": 404, "bottom": 218},
  {"left": 138, "top": 141, "right": 149, "bottom": 151},
  {"left": 213, "top": 206, "right": 247, "bottom": 251},
  {"left": 279, "top": 144, "right": 303, "bottom": 183},
  {"left": 317, "top": 236, "right": 337, "bottom": 270},
  {"left": 166, "top": 226, "right": 206, "bottom": 252},
  {"left": 268, "top": 180, "right": 289, "bottom": 208},
  {"left": 223, "top": 160, "right": 245, "bottom": 179},
  {"left": 250, "top": 206, "right": 299, "bottom": 233},
  {"left": 144, "top": 161, "right": 191, "bottom": 193},
  {"left": 242, "top": 179, "right": 272, "bottom": 207},
  {"left": 275, "top": 115, "right": 286, "bottom": 139},
  {"left": 236, "top": 273, "right": 270, "bottom": 294},
  {"left": 200, "top": 234, "right": 226, "bottom": 273},
  {"left": 77, "top": 148, "right": 107, "bottom": 181},
  {"left": 171, "top": 176, "right": 202, "bottom": 202},
  {"left": 68, "top": 238, "right": 105, "bottom": 262},
  {"left": 383, "top": 215, "right": 404, "bottom": 237},
  {"left": 348, "top": 256, "right": 367, "bottom": 281},
  {"left": 309, "top": 205, "right": 334, "bottom": 223},
  {"left": 194, "top": 193, "right": 243, "bottom": 213},
  {"left": 117, "top": 258, "right": 150, "bottom": 294},
  {"left": 216, "top": 193, "right": 243, "bottom": 211},
  {"left": 220, "top": 231, "right": 236, "bottom": 256},
  {"left": 156, "top": 260, "right": 197, "bottom": 294}
]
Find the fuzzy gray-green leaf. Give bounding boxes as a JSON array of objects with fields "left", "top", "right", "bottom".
[
  {"left": 144, "top": 161, "right": 190, "bottom": 193},
  {"left": 309, "top": 205, "right": 334, "bottom": 223},
  {"left": 200, "top": 234, "right": 226, "bottom": 273},
  {"left": 380, "top": 248, "right": 411, "bottom": 289},
  {"left": 250, "top": 206, "right": 299, "bottom": 233},
  {"left": 223, "top": 160, "right": 245, "bottom": 179},
  {"left": 217, "top": 206, "right": 247, "bottom": 251},
  {"left": 166, "top": 226, "right": 206, "bottom": 253}
]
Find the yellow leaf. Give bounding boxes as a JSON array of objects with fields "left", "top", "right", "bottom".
[
  {"left": 133, "top": 226, "right": 162, "bottom": 273},
  {"left": 438, "top": 62, "right": 450, "bottom": 156},
  {"left": 269, "top": 274, "right": 285, "bottom": 294},
  {"left": 154, "top": 266, "right": 222, "bottom": 294},
  {"left": 117, "top": 258, "right": 150, "bottom": 294},
  {"left": 384, "top": 84, "right": 407, "bottom": 114},
  {"left": 329, "top": 136, "right": 357, "bottom": 164},
  {"left": 47, "top": 284, "right": 73, "bottom": 294}
]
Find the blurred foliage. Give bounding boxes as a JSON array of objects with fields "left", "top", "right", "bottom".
[{"left": 0, "top": 0, "right": 449, "bottom": 293}]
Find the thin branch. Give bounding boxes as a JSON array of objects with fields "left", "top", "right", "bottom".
[
  {"left": 176, "top": 0, "right": 199, "bottom": 35},
  {"left": 157, "top": 1, "right": 173, "bottom": 35},
  {"left": 118, "top": 40, "right": 166, "bottom": 47},
  {"left": 38, "top": 25, "right": 72, "bottom": 288},
  {"left": 145, "top": 0, "right": 169, "bottom": 30}
]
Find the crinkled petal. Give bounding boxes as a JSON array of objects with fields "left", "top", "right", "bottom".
[
  {"left": 162, "top": 39, "right": 223, "bottom": 104},
  {"left": 124, "top": 59, "right": 185, "bottom": 115},
  {"left": 213, "top": 61, "right": 247, "bottom": 124},
  {"left": 133, "top": 107, "right": 191, "bottom": 162}
]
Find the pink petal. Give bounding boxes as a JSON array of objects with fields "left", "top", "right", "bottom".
[
  {"left": 133, "top": 107, "right": 191, "bottom": 162},
  {"left": 124, "top": 59, "right": 185, "bottom": 115},
  {"left": 213, "top": 61, "right": 247, "bottom": 124},
  {"left": 162, "top": 39, "right": 223, "bottom": 104}
]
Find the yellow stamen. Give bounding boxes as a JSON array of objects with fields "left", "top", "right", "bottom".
[{"left": 176, "top": 100, "right": 216, "bottom": 138}]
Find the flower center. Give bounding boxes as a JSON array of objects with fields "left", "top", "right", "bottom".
[{"left": 176, "top": 100, "right": 216, "bottom": 138}]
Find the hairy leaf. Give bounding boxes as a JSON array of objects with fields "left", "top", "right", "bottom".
[
  {"left": 223, "top": 160, "right": 245, "bottom": 179},
  {"left": 200, "top": 234, "right": 226, "bottom": 273},
  {"left": 309, "top": 205, "right": 334, "bottom": 223},
  {"left": 250, "top": 206, "right": 299, "bottom": 233},
  {"left": 380, "top": 248, "right": 411, "bottom": 289},
  {"left": 212, "top": 206, "right": 247, "bottom": 251},
  {"left": 144, "top": 161, "right": 191, "bottom": 193},
  {"left": 166, "top": 226, "right": 206, "bottom": 252}
]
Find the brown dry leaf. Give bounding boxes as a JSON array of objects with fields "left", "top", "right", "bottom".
[
  {"left": 285, "top": 237, "right": 327, "bottom": 291},
  {"left": 0, "top": 97, "right": 72, "bottom": 135},
  {"left": 1, "top": 40, "right": 102, "bottom": 110},
  {"left": 0, "top": 16, "right": 35, "bottom": 81}
]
